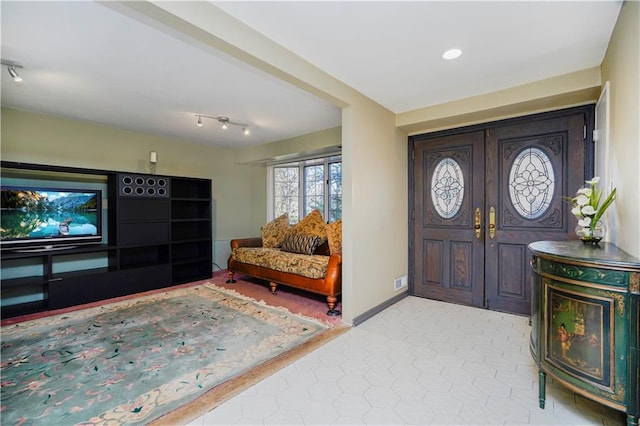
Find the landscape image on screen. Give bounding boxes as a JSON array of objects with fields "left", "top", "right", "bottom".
[{"left": 0, "top": 188, "right": 100, "bottom": 242}]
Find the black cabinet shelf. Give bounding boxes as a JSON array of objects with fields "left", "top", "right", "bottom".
[
  {"left": 1, "top": 163, "right": 212, "bottom": 319},
  {"left": 1, "top": 276, "right": 48, "bottom": 290},
  {"left": 51, "top": 266, "right": 113, "bottom": 280},
  {"left": 169, "top": 177, "right": 212, "bottom": 285},
  {"left": 171, "top": 257, "right": 212, "bottom": 266},
  {"left": 171, "top": 178, "right": 211, "bottom": 199},
  {"left": 1, "top": 244, "right": 115, "bottom": 260}
]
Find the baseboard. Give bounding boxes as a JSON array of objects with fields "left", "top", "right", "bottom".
[{"left": 352, "top": 290, "right": 409, "bottom": 326}]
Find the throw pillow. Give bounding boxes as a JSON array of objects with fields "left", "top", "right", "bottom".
[
  {"left": 326, "top": 219, "right": 342, "bottom": 254},
  {"left": 260, "top": 213, "right": 290, "bottom": 248},
  {"left": 281, "top": 233, "right": 321, "bottom": 255},
  {"left": 291, "top": 209, "right": 327, "bottom": 241}
]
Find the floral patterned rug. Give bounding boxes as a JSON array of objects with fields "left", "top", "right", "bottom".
[{"left": 1, "top": 283, "right": 329, "bottom": 425}]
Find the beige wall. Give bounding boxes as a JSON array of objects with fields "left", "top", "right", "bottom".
[
  {"left": 234, "top": 126, "right": 341, "bottom": 164},
  {"left": 3, "top": 1, "right": 637, "bottom": 326},
  {"left": 397, "top": 3, "right": 639, "bottom": 258},
  {"left": 398, "top": 67, "right": 601, "bottom": 135},
  {"left": 342, "top": 102, "right": 408, "bottom": 319},
  {"left": 131, "top": 1, "right": 408, "bottom": 325},
  {"left": 600, "top": 0, "right": 640, "bottom": 258},
  {"left": 0, "top": 107, "right": 264, "bottom": 268},
  {"left": 0, "top": 1, "right": 407, "bottom": 325}
]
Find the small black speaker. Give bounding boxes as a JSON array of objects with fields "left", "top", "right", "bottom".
[{"left": 119, "top": 173, "right": 169, "bottom": 198}]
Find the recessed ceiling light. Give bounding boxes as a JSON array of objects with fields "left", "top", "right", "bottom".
[{"left": 443, "top": 48, "right": 462, "bottom": 60}]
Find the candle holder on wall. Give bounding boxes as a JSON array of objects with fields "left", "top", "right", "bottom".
[{"left": 149, "top": 151, "right": 157, "bottom": 174}]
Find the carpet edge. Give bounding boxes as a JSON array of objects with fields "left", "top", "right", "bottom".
[
  {"left": 149, "top": 325, "right": 350, "bottom": 426},
  {"left": 203, "top": 281, "right": 335, "bottom": 329}
]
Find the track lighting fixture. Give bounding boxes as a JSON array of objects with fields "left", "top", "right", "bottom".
[
  {"left": 194, "top": 114, "right": 250, "bottom": 136},
  {"left": 2, "top": 59, "right": 24, "bottom": 83}
]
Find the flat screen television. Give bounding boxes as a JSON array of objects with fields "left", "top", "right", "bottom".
[{"left": 1, "top": 186, "right": 102, "bottom": 252}]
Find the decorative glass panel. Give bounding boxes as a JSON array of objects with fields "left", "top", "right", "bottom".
[
  {"left": 508, "top": 148, "right": 555, "bottom": 219},
  {"left": 431, "top": 157, "right": 464, "bottom": 219}
]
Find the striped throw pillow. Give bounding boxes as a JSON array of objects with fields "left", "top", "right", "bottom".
[{"left": 281, "top": 233, "right": 321, "bottom": 255}]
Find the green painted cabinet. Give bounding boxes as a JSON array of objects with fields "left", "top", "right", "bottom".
[{"left": 529, "top": 241, "right": 639, "bottom": 426}]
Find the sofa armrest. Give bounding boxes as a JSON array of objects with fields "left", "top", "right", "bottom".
[
  {"left": 230, "top": 237, "right": 263, "bottom": 250},
  {"left": 324, "top": 252, "right": 342, "bottom": 289}
]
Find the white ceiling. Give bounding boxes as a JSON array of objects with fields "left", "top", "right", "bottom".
[{"left": 1, "top": 1, "right": 622, "bottom": 149}]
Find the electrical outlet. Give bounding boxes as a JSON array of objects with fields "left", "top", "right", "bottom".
[{"left": 394, "top": 275, "right": 408, "bottom": 291}]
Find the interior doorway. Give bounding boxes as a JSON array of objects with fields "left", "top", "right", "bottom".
[{"left": 409, "top": 106, "right": 594, "bottom": 316}]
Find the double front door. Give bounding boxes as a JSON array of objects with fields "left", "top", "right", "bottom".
[{"left": 411, "top": 108, "right": 590, "bottom": 315}]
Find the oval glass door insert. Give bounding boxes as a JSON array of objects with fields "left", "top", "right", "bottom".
[
  {"left": 508, "top": 147, "right": 555, "bottom": 219},
  {"left": 431, "top": 157, "right": 464, "bottom": 219}
]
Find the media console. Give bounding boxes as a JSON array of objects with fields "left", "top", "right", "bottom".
[{"left": 1, "top": 161, "right": 212, "bottom": 318}]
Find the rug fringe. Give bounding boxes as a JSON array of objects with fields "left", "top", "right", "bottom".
[{"left": 203, "top": 282, "right": 336, "bottom": 329}]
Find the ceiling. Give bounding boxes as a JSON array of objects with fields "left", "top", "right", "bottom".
[{"left": 1, "top": 1, "right": 622, "bottom": 149}]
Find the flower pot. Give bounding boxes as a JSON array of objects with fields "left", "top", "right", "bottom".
[{"left": 575, "top": 220, "right": 606, "bottom": 245}]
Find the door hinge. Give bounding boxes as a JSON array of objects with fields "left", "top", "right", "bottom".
[
  {"left": 412, "top": 208, "right": 415, "bottom": 220},
  {"left": 411, "top": 149, "right": 415, "bottom": 160},
  {"left": 583, "top": 125, "right": 587, "bottom": 140},
  {"left": 593, "top": 129, "right": 599, "bottom": 142}
]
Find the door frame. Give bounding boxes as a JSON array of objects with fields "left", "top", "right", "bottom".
[{"left": 407, "top": 105, "right": 595, "bottom": 300}]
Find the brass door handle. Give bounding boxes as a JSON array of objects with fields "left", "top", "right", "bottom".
[
  {"left": 489, "top": 206, "right": 496, "bottom": 239},
  {"left": 474, "top": 207, "right": 481, "bottom": 239}
]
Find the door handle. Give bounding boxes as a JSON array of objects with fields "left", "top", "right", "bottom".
[
  {"left": 489, "top": 206, "right": 496, "bottom": 239},
  {"left": 474, "top": 207, "right": 481, "bottom": 239}
]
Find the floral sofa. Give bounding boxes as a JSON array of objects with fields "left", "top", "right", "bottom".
[{"left": 227, "top": 210, "right": 342, "bottom": 316}]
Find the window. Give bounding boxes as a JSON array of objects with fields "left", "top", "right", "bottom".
[{"left": 271, "top": 156, "right": 341, "bottom": 223}]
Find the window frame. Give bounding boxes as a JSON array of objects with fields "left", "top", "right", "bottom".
[{"left": 268, "top": 154, "right": 341, "bottom": 223}]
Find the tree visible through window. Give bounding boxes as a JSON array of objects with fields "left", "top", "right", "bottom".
[
  {"left": 272, "top": 156, "right": 341, "bottom": 224},
  {"left": 328, "top": 162, "right": 342, "bottom": 222},
  {"left": 274, "top": 166, "right": 299, "bottom": 223}
]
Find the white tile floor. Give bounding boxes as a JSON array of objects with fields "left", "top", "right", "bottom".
[{"left": 188, "top": 296, "right": 627, "bottom": 425}]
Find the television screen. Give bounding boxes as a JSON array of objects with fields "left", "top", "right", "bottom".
[{"left": 1, "top": 186, "right": 102, "bottom": 250}]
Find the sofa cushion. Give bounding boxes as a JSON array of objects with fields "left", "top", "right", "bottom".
[
  {"left": 261, "top": 213, "right": 290, "bottom": 248},
  {"left": 326, "top": 219, "right": 342, "bottom": 254},
  {"left": 232, "top": 247, "right": 329, "bottom": 279},
  {"left": 281, "top": 233, "right": 321, "bottom": 255},
  {"left": 290, "top": 209, "right": 327, "bottom": 242}
]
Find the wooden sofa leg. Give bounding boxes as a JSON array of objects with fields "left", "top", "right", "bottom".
[
  {"left": 269, "top": 282, "right": 278, "bottom": 295},
  {"left": 326, "top": 295, "right": 341, "bottom": 316},
  {"left": 226, "top": 271, "right": 236, "bottom": 284}
]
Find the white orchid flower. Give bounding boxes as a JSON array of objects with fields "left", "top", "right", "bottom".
[
  {"left": 586, "top": 177, "right": 600, "bottom": 185},
  {"left": 575, "top": 194, "right": 590, "bottom": 206},
  {"left": 571, "top": 206, "right": 582, "bottom": 217},
  {"left": 577, "top": 187, "right": 592, "bottom": 197},
  {"left": 578, "top": 217, "right": 592, "bottom": 227},
  {"left": 581, "top": 205, "right": 596, "bottom": 216}
]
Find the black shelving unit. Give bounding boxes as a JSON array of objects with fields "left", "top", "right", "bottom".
[
  {"left": 0, "top": 162, "right": 212, "bottom": 318},
  {"left": 170, "top": 177, "right": 212, "bottom": 284}
]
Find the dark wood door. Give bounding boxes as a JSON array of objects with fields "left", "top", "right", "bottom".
[
  {"left": 412, "top": 109, "right": 588, "bottom": 316},
  {"left": 484, "top": 113, "right": 585, "bottom": 314},
  {"left": 413, "top": 131, "right": 485, "bottom": 307}
]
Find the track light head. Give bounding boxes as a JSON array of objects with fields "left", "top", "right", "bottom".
[
  {"left": 218, "top": 116, "right": 229, "bottom": 130},
  {"left": 8, "top": 66, "right": 22, "bottom": 82},
  {"left": 194, "top": 113, "right": 250, "bottom": 136},
  {"left": 2, "top": 60, "right": 24, "bottom": 83}
]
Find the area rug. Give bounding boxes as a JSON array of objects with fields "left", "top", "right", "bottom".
[
  {"left": 210, "top": 269, "right": 343, "bottom": 327},
  {"left": 0, "top": 283, "right": 340, "bottom": 425}
]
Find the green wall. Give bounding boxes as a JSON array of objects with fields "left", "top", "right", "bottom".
[{"left": 0, "top": 107, "right": 266, "bottom": 269}]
